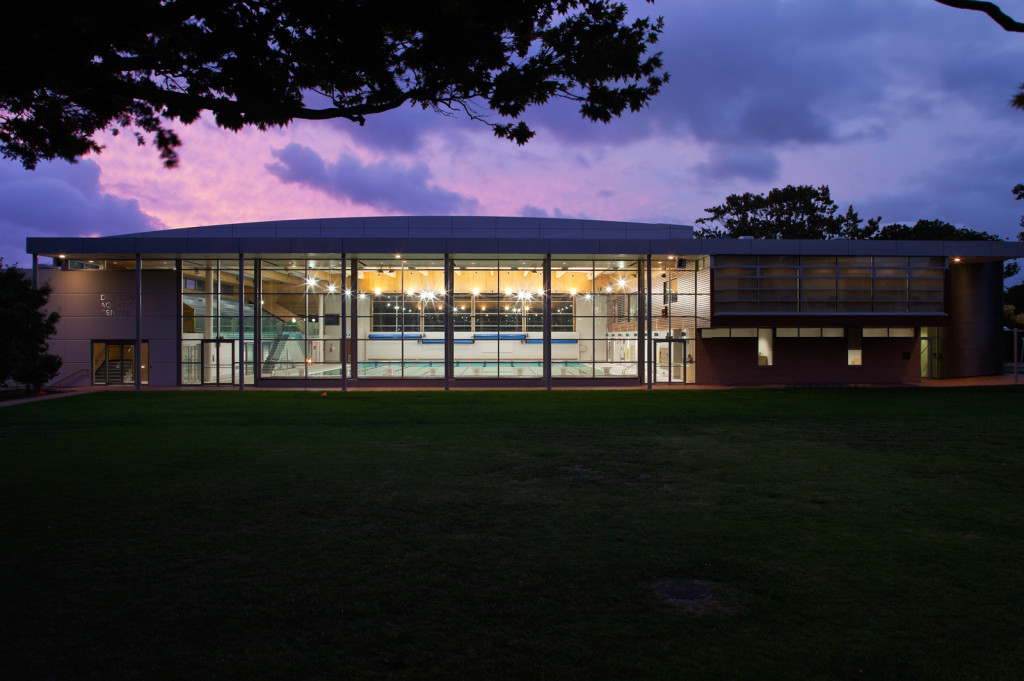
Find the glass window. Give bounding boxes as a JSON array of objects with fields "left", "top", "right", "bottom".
[
  {"left": 758, "top": 329, "right": 773, "bottom": 366},
  {"left": 848, "top": 329, "right": 862, "bottom": 366}
]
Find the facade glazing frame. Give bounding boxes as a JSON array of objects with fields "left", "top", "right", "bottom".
[{"left": 27, "top": 216, "right": 1022, "bottom": 388}]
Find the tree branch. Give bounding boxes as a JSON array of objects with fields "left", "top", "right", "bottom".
[{"left": 934, "top": 0, "right": 1024, "bottom": 32}]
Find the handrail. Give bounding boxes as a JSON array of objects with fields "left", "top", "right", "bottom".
[{"left": 49, "top": 368, "right": 89, "bottom": 388}]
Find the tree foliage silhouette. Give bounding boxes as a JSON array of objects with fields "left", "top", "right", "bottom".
[
  {"left": 0, "top": 261, "right": 61, "bottom": 391},
  {"left": 0, "top": 1, "right": 667, "bottom": 168}
]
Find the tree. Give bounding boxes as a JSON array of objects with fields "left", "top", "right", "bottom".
[
  {"left": 697, "top": 184, "right": 1022, "bottom": 279},
  {"left": 693, "top": 184, "right": 880, "bottom": 240},
  {"left": 1005, "top": 281, "right": 1024, "bottom": 314},
  {"left": 0, "top": 261, "right": 62, "bottom": 391},
  {"left": 934, "top": 1, "right": 1024, "bottom": 108},
  {"left": 873, "top": 218, "right": 1002, "bottom": 241},
  {"left": 0, "top": 1, "right": 667, "bottom": 169}
]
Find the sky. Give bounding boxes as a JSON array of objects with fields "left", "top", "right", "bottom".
[{"left": 4, "top": 0, "right": 1024, "bottom": 269}]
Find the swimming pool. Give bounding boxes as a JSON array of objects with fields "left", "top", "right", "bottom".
[{"left": 316, "top": 361, "right": 601, "bottom": 377}]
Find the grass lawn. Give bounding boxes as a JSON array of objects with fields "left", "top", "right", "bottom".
[{"left": 2, "top": 387, "right": 1023, "bottom": 680}]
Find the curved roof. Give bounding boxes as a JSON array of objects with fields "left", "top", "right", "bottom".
[{"left": 25, "top": 216, "right": 1024, "bottom": 261}]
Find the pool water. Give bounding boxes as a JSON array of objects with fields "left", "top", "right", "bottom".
[{"left": 316, "top": 361, "right": 600, "bottom": 377}]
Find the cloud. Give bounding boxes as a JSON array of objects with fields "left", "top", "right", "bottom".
[
  {"left": 526, "top": 0, "right": 1024, "bottom": 153},
  {"left": 0, "top": 159, "right": 161, "bottom": 266},
  {"left": 856, "top": 142, "right": 1024, "bottom": 237},
  {"left": 694, "top": 147, "right": 780, "bottom": 182},
  {"left": 266, "top": 143, "right": 478, "bottom": 214},
  {"left": 520, "top": 205, "right": 549, "bottom": 218}
]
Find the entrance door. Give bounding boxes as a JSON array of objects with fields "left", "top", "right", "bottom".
[
  {"left": 201, "top": 340, "right": 236, "bottom": 385},
  {"left": 920, "top": 328, "right": 944, "bottom": 379},
  {"left": 653, "top": 339, "right": 693, "bottom": 384},
  {"left": 92, "top": 341, "right": 148, "bottom": 385}
]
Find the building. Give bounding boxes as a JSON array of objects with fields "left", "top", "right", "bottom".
[{"left": 25, "top": 216, "right": 1024, "bottom": 389}]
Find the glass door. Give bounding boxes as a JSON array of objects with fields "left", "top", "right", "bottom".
[
  {"left": 653, "top": 339, "right": 694, "bottom": 384},
  {"left": 920, "top": 327, "right": 944, "bottom": 379},
  {"left": 201, "top": 340, "right": 236, "bottom": 385},
  {"left": 92, "top": 341, "right": 148, "bottom": 385}
]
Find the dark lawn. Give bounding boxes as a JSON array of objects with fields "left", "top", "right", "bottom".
[{"left": 1, "top": 388, "right": 1023, "bottom": 680}]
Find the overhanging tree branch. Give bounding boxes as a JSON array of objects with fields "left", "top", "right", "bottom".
[
  {"left": 934, "top": 1, "right": 1024, "bottom": 32},
  {"left": 0, "top": 1, "right": 668, "bottom": 169}
]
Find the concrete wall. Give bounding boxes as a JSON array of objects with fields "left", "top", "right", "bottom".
[
  {"left": 41, "top": 269, "right": 179, "bottom": 387},
  {"left": 945, "top": 261, "right": 1003, "bottom": 378},
  {"left": 696, "top": 335, "right": 920, "bottom": 385}
]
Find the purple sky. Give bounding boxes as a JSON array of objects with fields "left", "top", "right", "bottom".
[{"left": 5, "top": 0, "right": 1024, "bottom": 271}]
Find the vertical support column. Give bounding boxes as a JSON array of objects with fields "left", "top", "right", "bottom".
[
  {"left": 444, "top": 253, "right": 453, "bottom": 390},
  {"left": 636, "top": 259, "right": 644, "bottom": 386},
  {"left": 238, "top": 253, "right": 245, "bottom": 390},
  {"left": 176, "top": 259, "right": 183, "bottom": 385},
  {"left": 1015, "top": 327, "right": 1020, "bottom": 383},
  {"left": 543, "top": 254, "right": 552, "bottom": 390},
  {"left": 341, "top": 255, "right": 347, "bottom": 391},
  {"left": 349, "top": 257, "right": 358, "bottom": 382},
  {"left": 646, "top": 256, "right": 653, "bottom": 390},
  {"left": 135, "top": 255, "right": 142, "bottom": 391},
  {"left": 32, "top": 254, "right": 38, "bottom": 290},
  {"left": 253, "top": 259, "right": 261, "bottom": 387}
]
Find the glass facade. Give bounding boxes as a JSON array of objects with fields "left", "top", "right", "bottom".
[
  {"left": 713, "top": 255, "right": 946, "bottom": 314},
  {"left": 181, "top": 259, "right": 256, "bottom": 385},
  {"left": 165, "top": 252, "right": 954, "bottom": 385},
  {"left": 260, "top": 259, "right": 346, "bottom": 380}
]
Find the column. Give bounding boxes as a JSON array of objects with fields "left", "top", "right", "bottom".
[
  {"left": 341, "top": 256, "right": 347, "bottom": 391},
  {"left": 646, "top": 256, "right": 653, "bottom": 389},
  {"left": 543, "top": 254, "right": 552, "bottom": 390},
  {"left": 238, "top": 253, "right": 245, "bottom": 390},
  {"left": 135, "top": 255, "right": 142, "bottom": 391},
  {"left": 444, "top": 253, "right": 453, "bottom": 390},
  {"left": 254, "top": 259, "right": 262, "bottom": 387}
]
